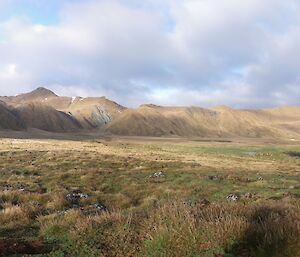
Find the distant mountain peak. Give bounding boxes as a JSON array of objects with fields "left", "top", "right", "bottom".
[
  {"left": 212, "top": 105, "right": 233, "bottom": 111},
  {"left": 30, "top": 87, "right": 57, "bottom": 97},
  {"left": 140, "top": 104, "right": 162, "bottom": 108}
]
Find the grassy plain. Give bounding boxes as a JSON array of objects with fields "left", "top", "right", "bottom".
[{"left": 0, "top": 136, "right": 299, "bottom": 256}]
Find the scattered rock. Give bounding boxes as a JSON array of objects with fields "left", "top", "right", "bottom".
[
  {"left": 93, "top": 202, "right": 108, "bottom": 211},
  {"left": 2, "top": 184, "right": 14, "bottom": 191},
  {"left": 0, "top": 183, "right": 27, "bottom": 192},
  {"left": 226, "top": 194, "right": 239, "bottom": 202},
  {"left": 65, "top": 192, "right": 108, "bottom": 214},
  {"left": 150, "top": 171, "right": 165, "bottom": 178},
  {"left": 243, "top": 192, "right": 254, "bottom": 199},
  {"left": 207, "top": 175, "right": 223, "bottom": 181},
  {"left": 17, "top": 183, "right": 26, "bottom": 190},
  {"left": 82, "top": 202, "right": 108, "bottom": 215},
  {"left": 258, "top": 177, "right": 264, "bottom": 181},
  {"left": 66, "top": 191, "right": 88, "bottom": 208}
]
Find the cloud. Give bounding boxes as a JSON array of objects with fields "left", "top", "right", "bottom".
[{"left": 0, "top": 0, "right": 299, "bottom": 107}]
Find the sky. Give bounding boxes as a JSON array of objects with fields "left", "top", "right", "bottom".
[{"left": 0, "top": 0, "right": 299, "bottom": 108}]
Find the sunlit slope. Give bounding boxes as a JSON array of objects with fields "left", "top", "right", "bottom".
[
  {"left": 0, "top": 87, "right": 299, "bottom": 138},
  {"left": 105, "top": 105, "right": 300, "bottom": 138},
  {"left": 0, "top": 87, "right": 125, "bottom": 131}
]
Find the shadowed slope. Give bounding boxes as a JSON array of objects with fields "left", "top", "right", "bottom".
[
  {"left": 0, "top": 101, "right": 26, "bottom": 130},
  {"left": 0, "top": 88, "right": 126, "bottom": 131},
  {"left": 0, "top": 88, "right": 299, "bottom": 138},
  {"left": 16, "top": 103, "right": 81, "bottom": 132}
]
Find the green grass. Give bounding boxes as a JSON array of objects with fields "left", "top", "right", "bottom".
[{"left": 0, "top": 138, "right": 299, "bottom": 256}]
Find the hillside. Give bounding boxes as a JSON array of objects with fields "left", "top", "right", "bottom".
[
  {"left": 0, "top": 87, "right": 125, "bottom": 132},
  {"left": 0, "top": 101, "right": 26, "bottom": 130},
  {"left": 0, "top": 87, "right": 58, "bottom": 105},
  {"left": 105, "top": 104, "right": 300, "bottom": 139},
  {"left": 62, "top": 97, "right": 125, "bottom": 128},
  {"left": 0, "top": 87, "right": 299, "bottom": 139},
  {"left": 16, "top": 103, "right": 81, "bottom": 132}
]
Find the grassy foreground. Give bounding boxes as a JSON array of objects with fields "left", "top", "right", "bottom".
[{"left": 0, "top": 137, "right": 299, "bottom": 256}]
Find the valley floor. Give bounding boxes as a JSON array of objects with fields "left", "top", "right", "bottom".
[{"left": 0, "top": 136, "right": 299, "bottom": 256}]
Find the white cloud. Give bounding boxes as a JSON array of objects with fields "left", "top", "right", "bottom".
[{"left": 0, "top": 0, "right": 299, "bottom": 107}]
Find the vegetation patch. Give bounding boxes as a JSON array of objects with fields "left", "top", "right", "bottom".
[{"left": 0, "top": 138, "right": 299, "bottom": 256}]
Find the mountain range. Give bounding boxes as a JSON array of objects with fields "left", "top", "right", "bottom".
[{"left": 0, "top": 87, "right": 299, "bottom": 139}]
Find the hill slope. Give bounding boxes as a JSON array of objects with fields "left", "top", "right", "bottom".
[
  {"left": 105, "top": 105, "right": 300, "bottom": 138},
  {"left": 0, "top": 87, "right": 125, "bottom": 131},
  {"left": 16, "top": 103, "right": 81, "bottom": 132},
  {"left": 0, "top": 101, "right": 26, "bottom": 130},
  {"left": 0, "top": 88, "right": 299, "bottom": 138}
]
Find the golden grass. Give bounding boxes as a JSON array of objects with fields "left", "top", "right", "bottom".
[{"left": 0, "top": 137, "right": 299, "bottom": 256}]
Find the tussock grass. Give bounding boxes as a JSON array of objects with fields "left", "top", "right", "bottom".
[
  {"left": 0, "top": 138, "right": 299, "bottom": 256},
  {"left": 35, "top": 200, "right": 300, "bottom": 257}
]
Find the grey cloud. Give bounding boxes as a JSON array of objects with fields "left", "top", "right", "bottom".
[{"left": 0, "top": 0, "right": 299, "bottom": 107}]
